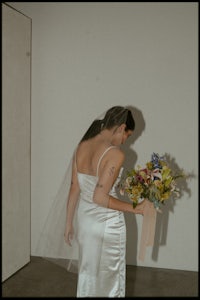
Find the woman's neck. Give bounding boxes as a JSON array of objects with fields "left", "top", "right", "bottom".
[{"left": 94, "top": 128, "right": 116, "bottom": 146}]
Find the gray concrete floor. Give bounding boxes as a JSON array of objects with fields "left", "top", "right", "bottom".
[{"left": 2, "top": 256, "right": 198, "bottom": 297}]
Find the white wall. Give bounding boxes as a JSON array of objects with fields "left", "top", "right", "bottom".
[{"left": 8, "top": 2, "right": 198, "bottom": 271}]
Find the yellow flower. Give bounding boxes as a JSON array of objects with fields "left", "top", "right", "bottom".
[
  {"left": 162, "top": 166, "right": 171, "bottom": 180},
  {"left": 132, "top": 185, "right": 143, "bottom": 196},
  {"left": 161, "top": 192, "right": 170, "bottom": 201},
  {"left": 139, "top": 170, "right": 147, "bottom": 180},
  {"left": 154, "top": 180, "right": 162, "bottom": 188},
  {"left": 164, "top": 176, "right": 173, "bottom": 188},
  {"left": 146, "top": 161, "right": 153, "bottom": 169}
]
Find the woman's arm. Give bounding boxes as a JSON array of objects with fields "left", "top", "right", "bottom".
[
  {"left": 93, "top": 148, "right": 144, "bottom": 214},
  {"left": 64, "top": 156, "right": 80, "bottom": 245}
]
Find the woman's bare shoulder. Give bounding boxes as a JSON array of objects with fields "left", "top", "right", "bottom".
[{"left": 106, "top": 147, "right": 125, "bottom": 162}]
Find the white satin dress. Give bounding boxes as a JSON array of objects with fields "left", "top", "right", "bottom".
[{"left": 76, "top": 146, "right": 126, "bottom": 297}]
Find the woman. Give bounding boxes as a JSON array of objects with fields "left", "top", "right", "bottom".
[{"left": 64, "top": 106, "right": 146, "bottom": 297}]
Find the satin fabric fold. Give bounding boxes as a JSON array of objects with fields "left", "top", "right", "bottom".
[{"left": 76, "top": 168, "right": 126, "bottom": 297}]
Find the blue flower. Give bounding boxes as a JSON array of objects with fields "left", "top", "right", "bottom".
[{"left": 151, "top": 152, "right": 164, "bottom": 169}]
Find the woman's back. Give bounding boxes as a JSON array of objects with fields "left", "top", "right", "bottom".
[{"left": 76, "top": 137, "right": 123, "bottom": 177}]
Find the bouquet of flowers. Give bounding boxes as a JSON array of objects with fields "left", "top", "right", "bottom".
[{"left": 120, "top": 152, "right": 185, "bottom": 211}]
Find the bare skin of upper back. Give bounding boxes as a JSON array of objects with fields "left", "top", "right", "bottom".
[{"left": 76, "top": 129, "right": 125, "bottom": 177}]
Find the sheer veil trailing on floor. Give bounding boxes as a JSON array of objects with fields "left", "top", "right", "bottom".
[
  {"left": 35, "top": 107, "right": 126, "bottom": 274},
  {"left": 35, "top": 155, "right": 80, "bottom": 273}
]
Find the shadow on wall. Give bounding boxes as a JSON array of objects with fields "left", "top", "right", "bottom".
[
  {"left": 151, "top": 153, "right": 194, "bottom": 262},
  {"left": 117, "top": 105, "right": 195, "bottom": 264},
  {"left": 120, "top": 105, "right": 146, "bottom": 265}
]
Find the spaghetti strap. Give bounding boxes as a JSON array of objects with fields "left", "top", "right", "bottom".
[
  {"left": 74, "top": 147, "right": 78, "bottom": 173},
  {"left": 96, "top": 146, "right": 117, "bottom": 177}
]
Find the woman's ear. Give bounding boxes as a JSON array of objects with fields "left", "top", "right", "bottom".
[{"left": 118, "top": 124, "right": 126, "bottom": 132}]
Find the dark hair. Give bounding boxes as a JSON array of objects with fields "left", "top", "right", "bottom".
[{"left": 80, "top": 106, "right": 135, "bottom": 142}]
